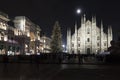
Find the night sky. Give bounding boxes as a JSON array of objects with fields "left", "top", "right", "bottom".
[{"left": 0, "top": 0, "right": 120, "bottom": 45}]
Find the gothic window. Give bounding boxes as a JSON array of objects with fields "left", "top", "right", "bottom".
[
  {"left": 104, "top": 43, "right": 106, "bottom": 46},
  {"left": 72, "top": 44, "right": 74, "bottom": 47},
  {"left": 87, "top": 28, "right": 90, "bottom": 34},
  {"left": 97, "top": 36, "right": 100, "bottom": 40},
  {"left": 87, "top": 38, "right": 90, "bottom": 42},
  {"left": 78, "top": 44, "right": 80, "bottom": 47},
  {"left": 97, "top": 43, "right": 99, "bottom": 46},
  {"left": 78, "top": 37, "right": 80, "bottom": 41},
  {"left": 78, "top": 50, "right": 80, "bottom": 54},
  {"left": 87, "top": 48, "right": 90, "bottom": 54}
]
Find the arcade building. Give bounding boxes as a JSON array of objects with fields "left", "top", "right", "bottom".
[{"left": 0, "top": 11, "right": 51, "bottom": 55}]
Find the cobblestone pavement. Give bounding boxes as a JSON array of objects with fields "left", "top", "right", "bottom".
[{"left": 0, "top": 63, "right": 120, "bottom": 80}]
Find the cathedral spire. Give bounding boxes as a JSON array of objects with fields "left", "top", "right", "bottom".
[
  {"left": 107, "top": 25, "right": 113, "bottom": 48},
  {"left": 75, "top": 21, "right": 77, "bottom": 31},
  {"left": 92, "top": 15, "right": 94, "bottom": 22},
  {"left": 101, "top": 20, "right": 103, "bottom": 31},
  {"left": 74, "top": 21, "right": 78, "bottom": 54},
  {"left": 110, "top": 26, "right": 112, "bottom": 37},
  {"left": 81, "top": 15, "right": 83, "bottom": 24},
  {"left": 108, "top": 26, "right": 110, "bottom": 36},
  {"left": 107, "top": 26, "right": 110, "bottom": 47},
  {"left": 83, "top": 14, "right": 86, "bottom": 23},
  {"left": 92, "top": 15, "right": 96, "bottom": 23},
  {"left": 100, "top": 20, "right": 103, "bottom": 52},
  {"left": 67, "top": 27, "right": 71, "bottom": 54},
  {"left": 108, "top": 26, "right": 113, "bottom": 41}
]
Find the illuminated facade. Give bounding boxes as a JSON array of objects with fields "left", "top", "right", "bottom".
[
  {"left": 40, "top": 36, "right": 51, "bottom": 53},
  {"left": 13, "top": 16, "right": 41, "bottom": 55},
  {"left": 0, "top": 12, "right": 45, "bottom": 55},
  {"left": 67, "top": 15, "right": 112, "bottom": 54},
  {"left": 0, "top": 12, "right": 10, "bottom": 54}
]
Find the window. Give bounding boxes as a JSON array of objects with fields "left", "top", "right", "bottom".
[
  {"left": 8, "top": 46, "right": 12, "bottom": 51},
  {"left": 72, "top": 44, "right": 74, "bottom": 47},
  {"left": 87, "top": 28, "right": 90, "bottom": 34},
  {"left": 104, "top": 43, "right": 106, "bottom": 46},
  {"left": 97, "top": 43, "right": 99, "bottom": 46},
  {"left": 0, "top": 45, "right": 3, "bottom": 50},
  {"left": 87, "top": 38, "right": 90, "bottom": 42},
  {"left": 78, "top": 44, "right": 80, "bottom": 47},
  {"left": 97, "top": 36, "right": 100, "bottom": 40},
  {"left": 78, "top": 50, "right": 80, "bottom": 54},
  {"left": 87, "top": 48, "right": 90, "bottom": 54},
  {"left": 17, "top": 47, "right": 20, "bottom": 52}
]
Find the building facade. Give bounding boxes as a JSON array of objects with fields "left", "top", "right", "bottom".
[
  {"left": 67, "top": 15, "right": 112, "bottom": 54},
  {"left": 0, "top": 11, "right": 52, "bottom": 55},
  {"left": 13, "top": 16, "right": 41, "bottom": 55},
  {"left": 0, "top": 12, "right": 10, "bottom": 54},
  {"left": 40, "top": 36, "right": 51, "bottom": 53}
]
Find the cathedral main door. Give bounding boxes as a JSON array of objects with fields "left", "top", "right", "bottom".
[{"left": 87, "top": 48, "right": 90, "bottom": 54}]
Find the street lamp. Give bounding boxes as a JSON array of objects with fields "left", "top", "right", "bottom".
[
  {"left": 62, "top": 44, "right": 65, "bottom": 52},
  {"left": 62, "top": 45, "right": 65, "bottom": 48}
]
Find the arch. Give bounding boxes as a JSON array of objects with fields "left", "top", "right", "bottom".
[
  {"left": 78, "top": 50, "right": 80, "bottom": 54},
  {"left": 97, "top": 36, "right": 100, "bottom": 40},
  {"left": 87, "top": 48, "right": 90, "bottom": 54},
  {"left": 87, "top": 38, "right": 90, "bottom": 42}
]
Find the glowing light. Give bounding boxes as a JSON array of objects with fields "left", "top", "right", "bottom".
[
  {"left": 42, "top": 47, "right": 44, "bottom": 51},
  {"left": 4, "top": 35, "right": 7, "bottom": 41},
  {"left": 62, "top": 45, "right": 65, "bottom": 48},
  {"left": 26, "top": 53, "right": 30, "bottom": 55},
  {"left": 25, "top": 44, "right": 28, "bottom": 48},
  {"left": 7, "top": 51, "right": 14, "bottom": 56},
  {"left": 76, "top": 9, "right": 81, "bottom": 14},
  {"left": 37, "top": 53, "right": 40, "bottom": 55},
  {"left": 37, "top": 46, "right": 39, "bottom": 49},
  {"left": 44, "top": 40, "right": 46, "bottom": 43}
]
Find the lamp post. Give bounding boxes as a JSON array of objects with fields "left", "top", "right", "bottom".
[{"left": 62, "top": 44, "right": 65, "bottom": 52}]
